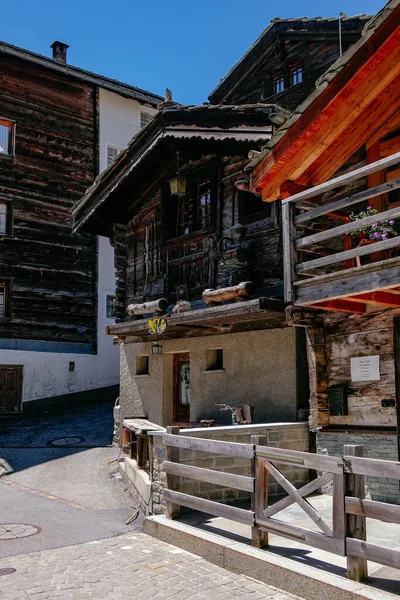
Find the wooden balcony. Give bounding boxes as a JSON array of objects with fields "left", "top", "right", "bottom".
[{"left": 282, "top": 151, "right": 400, "bottom": 313}]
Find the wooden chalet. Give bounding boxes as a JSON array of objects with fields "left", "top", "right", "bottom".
[
  {"left": 0, "top": 39, "right": 161, "bottom": 412},
  {"left": 247, "top": 0, "right": 400, "bottom": 503},
  {"left": 73, "top": 102, "right": 311, "bottom": 430}
]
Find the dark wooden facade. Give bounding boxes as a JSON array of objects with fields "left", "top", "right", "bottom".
[
  {"left": 209, "top": 16, "right": 370, "bottom": 111},
  {"left": 0, "top": 52, "right": 98, "bottom": 349}
]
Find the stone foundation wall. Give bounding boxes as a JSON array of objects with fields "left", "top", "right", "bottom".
[
  {"left": 151, "top": 422, "right": 310, "bottom": 515},
  {"left": 316, "top": 431, "right": 400, "bottom": 504}
]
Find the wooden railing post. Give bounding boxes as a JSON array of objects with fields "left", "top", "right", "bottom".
[
  {"left": 344, "top": 444, "right": 368, "bottom": 581},
  {"left": 251, "top": 435, "right": 268, "bottom": 549},
  {"left": 282, "top": 201, "right": 297, "bottom": 303},
  {"left": 165, "top": 426, "right": 181, "bottom": 520}
]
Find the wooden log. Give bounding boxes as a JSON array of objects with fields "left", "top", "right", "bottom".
[
  {"left": 127, "top": 298, "right": 169, "bottom": 316},
  {"left": 163, "top": 433, "right": 253, "bottom": 458},
  {"left": 162, "top": 461, "right": 254, "bottom": 493},
  {"left": 251, "top": 435, "right": 268, "bottom": 549},
  {"left": 345, "top": 445, "right": 368, "bottom": 582},
  {"left": 165, "top": 426, "right": 181, "bottom": 520},
  {"left": 163, "top": 489, "right": 254, "bottom": 525},
  {"left": 202, "top": 282, "right": 254, "bottom": 304}
]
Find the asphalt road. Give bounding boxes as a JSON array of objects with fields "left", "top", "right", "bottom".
[{"left": 0, "top": 400, "right": 143, "bottom": 558}]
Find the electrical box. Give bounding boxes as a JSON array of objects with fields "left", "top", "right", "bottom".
[{"left": 328, "top": 384, "right": 348, "bottom": 416}]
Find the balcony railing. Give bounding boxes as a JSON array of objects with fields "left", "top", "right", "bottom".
[{"left": 282, "top": 151, "right": 400, "bottom": 311}]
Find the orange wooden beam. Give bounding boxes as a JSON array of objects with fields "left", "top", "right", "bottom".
[
  {"left": 313, "top": 299, "right": 367, "bottom": 314},
  {"left": 350, "top": 291, "right": 400, "bottom": 307}
]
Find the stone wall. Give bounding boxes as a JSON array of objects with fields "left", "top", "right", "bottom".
[
  {"left": 316, "top": 431, "right": 399, "bottom": 504},
  {"left": 151, "top": 422, "right": 310, "bottom": 515}
]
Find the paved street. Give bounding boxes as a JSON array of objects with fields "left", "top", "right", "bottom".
[
  {"left": 0, "top": 400, "right": 303, "bottom": 599},
  {"left": 0, "top": 532, "right": 302, "bottom": 600}
]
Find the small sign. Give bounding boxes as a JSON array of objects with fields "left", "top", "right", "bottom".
[
  {"left": 148, "top": 317, "right": 167, "bottom": 335},
  {"left": 351, "top": 355, "right": 380, "bottom": 382}
]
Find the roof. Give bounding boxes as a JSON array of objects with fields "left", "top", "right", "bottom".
[
  {"left": 246, "top": 0, "right": 400, "bottom": 197},
  {"left": 208, "top": 14, "right": 371, "bottom": 105},
  {"left": 72, "top": 103, "right": 288, "bottom": 234},
  {"left": 0, "top": 40, "right": 163, "bottom": 106}
]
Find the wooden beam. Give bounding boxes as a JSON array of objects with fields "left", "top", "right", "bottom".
[
  {"left": 315, "top": 300, "right": 366, "bottom": 314},
  {"left": 381, "top": 135, "right": 400, "bottom": 158},
  {"left": 163, "top": 489, "right": 255, "bottom": 525},
  {"left": 350, "top": 291, "right": 400, "bottom": 307},
  {"left": 346, "top": 497, "right": 400, "bottom": 525},
  {"left": 279, "top": 180, "right": 308, "bottom": 199},
  {"left": 162, "top": 461, "right": 254, "bottom": 493},
  {"left": 295, "top": 178, "right": 400, "bottom": 224},
  {"left": 366, "top": 108, "right": 400, "bottom": 149}
]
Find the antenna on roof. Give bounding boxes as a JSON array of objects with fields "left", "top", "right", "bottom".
[{"left": 338, "top": 12, "right": 347, "bottom": 57}]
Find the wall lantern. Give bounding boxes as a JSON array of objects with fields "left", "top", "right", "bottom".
[
  {"left": 230, "top": 222, "right": 247, "bottom": 244},
  {"left": 151, "top": 341, "right": 163, "bottom": 355},
  {"left": 169, "top": 150, "right": 187, "bottom": 197},
  {"left": 218, "top": 222, "right": 247, "bottom": 261}
]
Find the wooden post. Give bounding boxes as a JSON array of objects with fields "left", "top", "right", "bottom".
[
  {"left": 345, "top": 444, "right": 368, "bottom": 581},
  {"left": 251, "top": 435, "right": 268, "bottom": 548},
  {"left": 165, "top": 426, "right": 181, "bottom": 520},
  {"left": 282, "top": 201, "right": 297, "bottom": 303}
]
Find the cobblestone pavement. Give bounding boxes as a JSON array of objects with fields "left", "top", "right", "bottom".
[{"left": 0, "top": 532, "right": 303, "bottom": 600}]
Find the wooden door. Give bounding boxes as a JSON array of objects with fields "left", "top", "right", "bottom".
[
  {"left": 0, "top": 365, "right": 23, "bottom": 413},
  {"left": 173, "top": 353, "right": 190, "bottom": 423}
]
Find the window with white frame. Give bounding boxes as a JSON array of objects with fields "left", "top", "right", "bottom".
[
  {"left": 0, "top": 283, "right": 6, "bottom": 317},
  {"left": 106, "top": 146, "right": 122, "bottom": 167},
  {"left": 273, "top": 75, "right": 285, "bottom": 94},
  {"left": 290, "top": 65, "right": 303, "bottom": 86},
  {"left": 0, "top": 119, "right": 14, "bottom": 156},
  {"left": 106, "top": 294, "right": 116, "bottom": 318},
  {"left": 0, "top": 202, "right": 8, "bottom": 235},
  {"left": 140, "top": 112, "right": 153, "bottom": 129}
]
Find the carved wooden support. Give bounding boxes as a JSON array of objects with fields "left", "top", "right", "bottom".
[
  {"left": 127, "top": 298, "right": 169, "bottom": 316},
  {"left": 285, "top": 305, "right": 329, "bottom": 430},
  {"left": 202, "top": 281, "right": 254, "bottom": 304}
]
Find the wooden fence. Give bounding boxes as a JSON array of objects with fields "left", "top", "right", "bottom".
[{"left": 162, "top": 427, "right": 400, "bottom": 582}]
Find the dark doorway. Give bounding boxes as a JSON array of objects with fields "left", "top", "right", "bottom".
[
  {"left": 173, "top": 353, "right": 190, "bottom": 423},
  {"left": 0, "top": 365, "right": 23, "bottom": 413}
]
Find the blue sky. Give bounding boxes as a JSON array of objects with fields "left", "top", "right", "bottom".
[{"left": 2, "top": 0, "right": 386, "bottom": 105}]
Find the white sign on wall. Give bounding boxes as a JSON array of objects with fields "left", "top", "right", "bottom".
[{"left": 350, "top": 355, "right": 380, "bottom": 382}]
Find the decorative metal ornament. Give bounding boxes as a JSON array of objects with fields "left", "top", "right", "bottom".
[{"left": 148, "top": 317, "right": 167, "bottom": 335}]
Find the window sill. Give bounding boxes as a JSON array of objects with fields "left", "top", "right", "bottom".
[
  {"left": 203, "top": 369, "right": 225, "bottom": 374},
  {"left": 134, "top": 373, "right": 150, "bottom": 378}
]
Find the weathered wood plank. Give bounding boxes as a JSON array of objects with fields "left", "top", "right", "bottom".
[
  {"left": 263, "top": 472, "right": 332, "bottom": 519},
  {"left": 256, "top": 517, "right": 345, "bottom": 556},
  {"left": 345, "top": 497, "right": 400, "bottom": 524},
  {"left": 165, "top": 426, "right": 181, "bottom": 520},
  {"left": 343, "top": 455, "right": 400, "bottom": 479},
  {"left": 295, "top": 178, "right": 400, "bottom": 224},
  {"left": 265, "top": 461, "right": 333, "bottom": 536},
  {"left": 256, "top": 445, "right": 343, "bottom": 473},
  {"left": 332, "top": 473, "right": 346, "bottom": 543},
  {"left": 283, "top": 151, "right": 400, "bottom": 205},
  {"left": 164, "top": 434, "right": 254, "bottom": 458},
  {"left": 282, "top": 201, "right": 296, "bottom": 303},
  {"left": 297, "top": 205, "right": 400, "bottom": 249},
  {"left": 296, "top": 235, "right": 400, "bottom": 272},
  {"left": 163, "top": 489, "right": 255, "bottom": 525},
  {"left": 346, "top": 539, "right": 400, "bottom": 570},
  {"left": 162, "top": 461, "right": 254, "bottom": 493},
  {"left": 345, "top": 445, "right": 367, "bottom": 582},
  {"left": 251, "top": 435, "right": 268, "bottom": 549}
]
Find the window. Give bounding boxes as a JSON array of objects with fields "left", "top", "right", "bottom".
[
  {"left": 106, "top": 294, "right": 116, "bottom": 318},
  {"left": 0, "top": 282, "right": 9, "bottom": 317},
  {"left": 136, "top": 355, "right": 149, "bottom": 376},
  {"left": 273, "top": 75, "right": 285, "bottom": 94},
  {"left": 106, "top": 146, "right": 122, "bottom": 167},
  {"left": 175, "top": 180, "right": 212, "bottom": 237},
  {"left": 290, "top": 65, "right": 303, "bottom": 86},
  {"left": 0, "top": 119, "right": 14, "bottom": 156},
  {"left": 205, "top": 348, "right": 224, "bottom": 371},
  {"left": 140, "top": 112, "right": 153, "bottom": 129},
  {"left": 0, "top": 202, "right": 7, "bottom": 235}
]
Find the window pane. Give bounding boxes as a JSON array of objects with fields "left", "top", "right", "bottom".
[
  {"left": 197, "top": 181, "right": 211, "bottom": 229},
  {"left": 106, "top": 295, "right": 115, "bottom": 318},
  {"left": 274, "top": 76, "right": 285, "bottom": 94},
  {"left": 0, "top": 123, "right": 10, "bottom": 155},
  {"left": 140, "top": 112, "right": 153, "bottom": 129},
  {"left": 291, "top": 66, "right": 302, "bottom": 86},
  {"left": 0, "top": 203, "right": 7, "bottom": 235},
  {"left": 0, "top": 284, "right": 5, "bottom": 315},
  {"left": 106, "top": 146, "right": 122, "bottom": 167}
]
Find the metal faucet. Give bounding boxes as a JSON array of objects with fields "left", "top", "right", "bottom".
[{"left": 216, "top": 403, "right": 237, "bottom": 426}]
